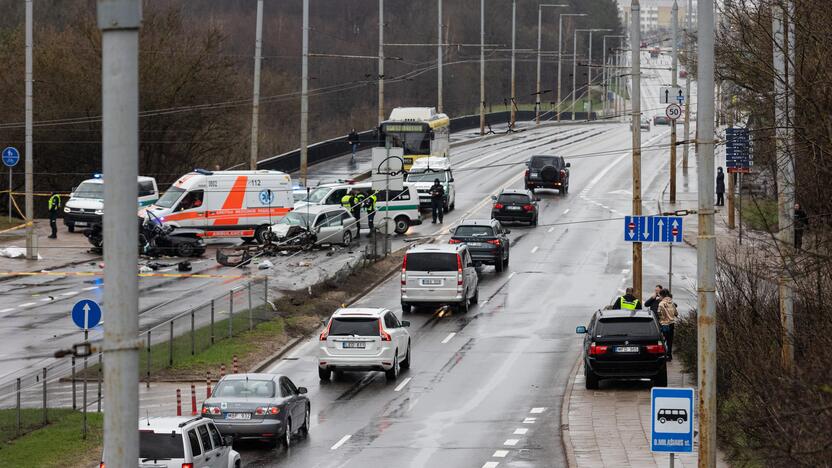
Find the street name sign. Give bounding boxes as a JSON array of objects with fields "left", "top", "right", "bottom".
[
  {"left": 624, "top": 216, "right": 683, "bottom": 243},
  {"left": 651, "top": 387, "right": 695, "bottom": 453},
  {"left": 71, "top": 299, "right": 102, "bottom": 330},
  {"left": 726, "top": 127, "right": 751, "bottom": 174}
]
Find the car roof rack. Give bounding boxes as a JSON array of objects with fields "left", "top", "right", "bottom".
[{"left": 177, "top": 416, "right": 204, "bottom": 428}]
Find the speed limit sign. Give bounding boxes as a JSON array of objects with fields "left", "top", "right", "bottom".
[{"left": 665, "top": 103, "right": 682, "bottom": 120}]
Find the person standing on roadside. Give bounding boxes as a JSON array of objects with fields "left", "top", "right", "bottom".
[
  {"left": 612, "top": 287, "right": 642, "bottom": 310},
  {"left": 715, "top": 167, "right": 725, "bottom": 206},
  {"left": 47, "top": 191, "right": 62, "bottom": 239},
  {"left": 347, "top": 128, "right": 360, "bottom": 163},
  {"left": 794, "top": 203, "right": 808, "bottom": 250},
  {"left": 364, "top": 190, "right": 377, "bottom": 235},
  {"left": 351, "top": 190, "right": 365, "bottom": 225},
  {"left": 658, "top": 288, "right": 678, "bottom": 361},
  {"left": 643, "top": 284, "right": 663, "bottom": 321},
  {"left": 429, "top": 179, "right": 445, "bottom": 224}
]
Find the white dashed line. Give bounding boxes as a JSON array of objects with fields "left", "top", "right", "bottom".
[
  {"left": 60, "top": 291, "right": 79, "bottom": 297},
  {"left": 513, "top": 428, "right": 528, "bottom": 435},
  {"left": 562, "top": 209, "right": 570, "bottom": 214},
  {"left": 493, "top": 450, "right": 509, "bottom": 458},
  {"left": 509, "top": 272, "right": 516, "bottom": 279},
  {"left": 394, "top": 377, "right": 412, "bottom": 392},
  {"left": 530, "top": 407, "right": 546, "bottom": 414},
  {"left": 503, "top": 439, "right": 520, "bottom": 446},
  {"left": 82, "top": 286, "right": 99, "bottom": 291},
  {"left": 441, "top": 332, "right": 456, "bottom": 344},
  {"left": 0, "top": 308, "right": 14, "bottom": 314},
  {"left": 330, "top": 434, "right": 351, "bottom": 450},
  {"left": 531, "top": 246, "right": 539, "bottom": 254},
  {"left": 522, "top": 417, "right": 537, "bottom": 424},
  {"left": 483, "top": 462, "right": 500, "bottom": 468},
  {"left": 19, "top": 302, "right": 36, "bottom": 308},
  {"left": 621, "top": 269, "right": 630, "bottom": 274},
  {"left": 547, "top": 227, "right": 554, "bottom": 233},
  {"left": 481, "top": 299, "right": 489, "bottom": 305}
]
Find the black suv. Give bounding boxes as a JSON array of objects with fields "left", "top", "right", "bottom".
[
  {"left": 576, "top": 309, "right": 668, "bottom": 389},
  {"left": 491, "top": 189, "right": 539, "bottom": 226},
  {"left": 525, "top": 155, "right": 570, "bottom": 194},
  {"left": 450, "top": 219, "right": 511, "bottom": 272}
]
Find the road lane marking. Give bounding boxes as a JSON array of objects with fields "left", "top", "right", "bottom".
[
  {"left": 40, "top": 297, "right": 53, "bottom": 302},
  {"left": 483, "top": 463, "right": 500, "bottom": 468},
  {"left": 530, "top": 246, "right": 539, "bottom": 254},
  {"left": 522, "top": 417, "right": 536, "bottom": 424},
  {"left": 60, "top": 291, "right": 79, "bottom": 297},
  {"left": 330, "top": 434, "right": 351, "bottom": 450},
  {"left": 441, "top": 332, "right": 456, "bottom": 344},
  {"left": 547, "top": 227, "right": 554, "bottom": 233},
  {"left": 562, "top": 209, "right": 570, "bottom": 214},
  {"left": 493, "top": 450, "right": 509, "bottom": 458},
  {"left": 82, "top": 286, "right": 99, "bottom": 291},
  {"left": 0, "top": 308, "right": 14, "bottom": 313},
  {"left": 530, "top": 407, "right": 546, "bottom": 414},
  {"left": 503, "top": 439, "right": 519, "bottom": 446},
  {"left": 509, "top": 272, "right": 516, "bottom": 279},
  {"left": 394, "top": 377, "right": 412, "bottom": 392},
  {"left": 513, "top": 428, "right": 528, "bottom": 435},
  {"left": 19, "top": 302, "right": 36, "bottom": 308}
]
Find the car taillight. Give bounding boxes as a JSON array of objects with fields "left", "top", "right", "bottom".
[
  {"left": 201, "top": 405, "right": 221, "bottom": 415},
  {"left": 457, "top": 254, "right": 463, "bottom": 286},
  {"left": 379, "top": 319, "right": 392, "bottom": 341},
  {"left": 523, "top": 204, "right": 535, "bottom": 212},
  {"left": 589, "top": 343, "right": 609, "bottom": 356},
  {"left": 646, "top": 342, "right": 666, "bottom": 354},
  {"left": 448, "top": 239, "right": 461, "bottom": 244},
  {"left": 494, "top": 203, "right": 504, "bottom": 209},
  {"left": 99, "top": 464, "right": 105, "bottom": 468},
  {"left": 182, "top": 464, "right": 193, "bottom": 468},
  {"left": 320, "top": 319, "right": 332, "bottom": 341},
  {"left": 487, "top": 239, "right": 501, "bottom": 246},
  {"left": 525, "top": 169, "right": 529, "bottom": 177},
  {"left": 255, "top": 406, "right": 280, "bottom": 415},
  {"left": 401, "top": 254, "right": 408, "bottom": 285}
]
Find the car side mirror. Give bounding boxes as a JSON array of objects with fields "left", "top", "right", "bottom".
[
  {"left": 576, "top": 326, "right": 587, "bottom": 334},
  {"left": 449, "top": 178, "right": 454, "bottom": 182},
  {"left": 504, "top": 229, "right": 511, "bottom": 234},
  {"left": 401, "top": 320, "right": 411, "bottom": 327},
  {"left": 534, "top": 196, "right": 541, "bottom": 202},
  {"left": 565, "top": 162, "right": 571, "bottom": 167},
  {"left": 223, "top": 435, "right": 234, "bottom": 446},
  {"left": 491, "top": 195, "right": 497, "bottom": 201},
  {"left": 297, "top": 387, "right": 308, "bottom": 394}
]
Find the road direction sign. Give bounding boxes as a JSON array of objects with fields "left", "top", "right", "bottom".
[
  {"left": 665, "top": 103, "right": 682, "bottom": 120},
  {"left": 71, "top": 299, "right": 102, "bottom": 330},
  {"left": 624, "top": 216, "right": 684, "bottom": 243},
  {"left": 659, "top": 86, "right": 683, "bottom": 105},
  {"left": 651, "top": 387, "right": 695, "bottom": 453},
  {"left": 2, "top": 147, "right": 20, "bottom": 167}
]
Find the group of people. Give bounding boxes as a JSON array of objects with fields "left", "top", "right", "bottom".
[
  {"left": 340, "top": 189, "right": 376, "bottom": 237},
  {"left": 613, "top": 285, "right": 679, "bottom": 361}
]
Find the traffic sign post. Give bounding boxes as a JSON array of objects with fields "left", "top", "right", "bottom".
[
  {"left": 651, "top": 387, "right": 695, "bottom": 467},
  {"left": 71, "top": 299, "right": 101, "bottom": 441},
  {"left": 624, "top": 216, "right": 684, "bottom": 243},
  {"left": 2, "top": 147, "right": 19, "bottom": 223}
]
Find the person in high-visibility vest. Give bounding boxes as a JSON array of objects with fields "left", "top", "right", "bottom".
[
  {"left": 612, "top": 287, "right": 642, "bottom": 310},
  {"left": 340, "top": 192, "right": 354, "bottom": 210},
  {"left": 364, "top": 191, "right": 377, "bottom": 235},
  {"left": 47, "top": 192, "right": 62, "bottom": 239},
  {"left": 351, "top": 191, "right": 365, "bottom": 223}
]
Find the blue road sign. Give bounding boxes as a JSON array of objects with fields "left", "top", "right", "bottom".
[
  {"left": 624, "top": 216, "right": 683, "bottom": 243},
  {"left": 71, "top": 299, "right": 102, "bottom": 330},
  {"left": 725, "top": 127, "right": 751, "bottom": 173},
  {"left": 651, "top": 387, "right": 695, "bottom": 453},
  {"left": 2, "top": 147, "right": 20, "bottom": 167}
]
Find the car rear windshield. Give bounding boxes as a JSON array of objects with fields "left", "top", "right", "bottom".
[
  {"left": 530, "top": 156, "right": 559, "bottom": 169},
  {"left": 596, "top": 318, "right": 658, "bottom": 337},
  {"left": 329, "top": 317, "right": 379, "bottom": 336},
  {"left": 405, "top": 252, "right": 458, "bottom": 271},
  {"left": 139, "top": 431, "right": 185, "bottom": 459},
  {"left": 213, "top": 379, "right": 275, "bottom": 398},
  {"left": 498, "top": 194, "right": 530, "bottom": 204},
  {"left": 454, "top": 225, "right": 494, "bottom": 237}
]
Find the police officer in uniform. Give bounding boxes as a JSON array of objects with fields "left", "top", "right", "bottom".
[
  {"left": 48, "top": 191, "right": 62, "bottom": 239},
  {"left": 364, "top": 190, "right": 378, "bottom": 235},
  {"left": 351, "top": 191, "right": 365, "bottom": 223},
  {"left": 611, "top": 287, "right": 642, "bottom": 310}
]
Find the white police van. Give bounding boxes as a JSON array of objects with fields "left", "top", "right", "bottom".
[
  {"left": 405, "top": 157, "right": 455, "bottom": 212},
  {"left": 63, "top": 175, "right": 158, "bottom": 232}
]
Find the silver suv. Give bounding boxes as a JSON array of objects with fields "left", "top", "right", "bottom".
[
  {"left": 400, "top": 244, "right": 479, "bottom": 313},
  {"left": 123, "top": 416, "right": 241, "bottom": 468}
]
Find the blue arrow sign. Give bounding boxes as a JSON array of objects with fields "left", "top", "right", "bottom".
[
  {"left": 2, "top": 147, "right": 20, "bottom": 167},
  {"left": 71, "top": 299, "right": 102, "bottom": 330},
  {"left": 651, "top": 387, "right": 695, "bottom": 453},
  {"left": 624, "top": 216, "right": 683, "bottom": 243}
]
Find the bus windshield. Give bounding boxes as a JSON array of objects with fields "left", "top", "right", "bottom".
[{"left": 383, "top": 124, "right": 431, "bottom": 155}]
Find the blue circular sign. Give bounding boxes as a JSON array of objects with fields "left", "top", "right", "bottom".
[
  {"left": 259, "top": 189, "right": 274, "bottom": 205},
  {"left": 71, "top": 299, "right": 102, "bottom": 330},
  {"left": 2, "top": 147, "right": 20, "bottom": 167}
]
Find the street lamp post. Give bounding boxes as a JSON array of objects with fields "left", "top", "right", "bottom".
[
  {"left": 536, "top": 4, "right": 568, "bottom": 125},
  {"left": 573, "top": 28, "right": 608, "bottom": 121},
  {"left": 603, "top": 35, "right": 625, "bottom": 119},
  {"left": 510, "top": 0, "right": 516, "bottom": 129},
  {"left": 557, "top": 13, "right": 587, "bottom": 122},
  {"left": 587, "top": 29, "right": 612, "bottom": 121}
]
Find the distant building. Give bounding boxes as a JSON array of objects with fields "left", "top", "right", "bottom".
[{"left": 617, "top": 0, "right": 697, "bottom": 35}]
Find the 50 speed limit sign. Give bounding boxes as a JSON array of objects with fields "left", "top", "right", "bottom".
[{"left": 665, "top": 103, "right": 682, "bottom": 120}]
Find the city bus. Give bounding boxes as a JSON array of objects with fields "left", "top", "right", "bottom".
[{"left": 379, "top": 107, "right": 450, "bottom": 170}]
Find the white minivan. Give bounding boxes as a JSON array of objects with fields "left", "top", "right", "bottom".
[
  {"left": 406, "top": 157, "right": 455, "bottom": 212},
  {"left": 63, "top": 175, "right": 158, "bottom": 232},
  {"left": 400, "top": 244, "right": 479, "bottom": 313}
]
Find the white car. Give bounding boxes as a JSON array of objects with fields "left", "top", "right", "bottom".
[
  {"left": 270, "top": 204, "right": 358, "bottom": 246},
  {"left": 118, "top": 416, "right": 240, "bottom": 468},
  {"left": 318, "top": 308, "right": 411, "bottom": 382},
  {"left": 400, "top": 244, "right": 480, "bottom": 313}
]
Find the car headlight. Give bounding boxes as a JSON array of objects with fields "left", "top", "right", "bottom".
[
  {"left": 63, "top": 207, "right": 70, "bottom": 213},
  {"left": 94, "top": 209, "right": 103, "bottom": 215}
]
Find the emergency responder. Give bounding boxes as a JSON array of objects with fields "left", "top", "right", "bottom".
[
  {"left": 351, "top": 190, "right": 365, "bottom": 223},
  {"left": 364, "top": 190, "right": 377, "bottom": 235},
  {"left": 340, "top": 190, "right": 353, "bottom": 209},
  {"left": 48, "top": 191, "right": 61, "bottom": 239},
  {"left": 429, "top": 179, "right": 444, "bottom": 224},
  {"left": 611, "top": 287, "right": 642, "bottom": 310}
]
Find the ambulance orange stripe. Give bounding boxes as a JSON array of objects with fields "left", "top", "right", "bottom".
[{"left": 217, "top": 176, "right": 248, "bottom": 225}]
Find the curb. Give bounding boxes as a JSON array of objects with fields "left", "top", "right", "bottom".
[
  {"left": 250, "top": 336, "right": 303, "bottom": 373},
  {"left": 560, "top": 352, "right": 582, "bottom": 468}
]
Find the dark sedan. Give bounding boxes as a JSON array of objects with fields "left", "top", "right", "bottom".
[
  {"left": 491, "top": 189, "right": 539, "bottom": 226},
  {"left": 201, "top": 373, "right": 310, "bottom": 449},
  {"left": 449, "top": 218, "right": 511, "bottom": 272}
]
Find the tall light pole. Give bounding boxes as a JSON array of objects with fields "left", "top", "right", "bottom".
[
  {"left": 669, "top": 0, "right": 678, "bottom": 203},
  {"left": 510, "top": 0, "right": 517, "bottom": 129},
  {"left": 249, "top": 0, "right": 264, "bottom": 171},
  {"left": 24, "top": 0, "right": 35, "bottom": 259},
  {"left": 437, "top": 0, "right": 443, "bottom": 113},
  {"left": 557, "top": 13, "right": 587, "bottom": 122},
  {"left": 587, "top": 28, "right": 612, "bottom": 120},
  {"left": 602, "top": 35, "right": 624, "bottom": 118},
  {"left": 97, "top": 0, "right": 141, "bottom": 466},
  {"left": 479, "top": 0, "right": 486, "bottom": 135},
  {"left": 378, "top": 0, "right": 385, "bottom": 124},
  {"left": 300, "top": 0, "right": 309, "bottom": 185},
  {"left": 573, "top": 28, "right": 606, "bottom": 121},
  {"left": 536, "top": 4, "right": 568, "bottom": 125},
  {"left": 630, "top": 1, "right": 643, "bottom": 301},
  {"left": 682, "top": 0, "right": 692, "bottom": 169}
]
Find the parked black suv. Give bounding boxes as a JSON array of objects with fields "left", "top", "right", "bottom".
[
  {"left": 525, "top": 155, "right": 570, "bottom": 194},
  {"left": 491, "top": 189, "right": 539, "bottom": 226},
  {"left": 450, "top": 219, "right": 511, "bottom": 272},
  {"left": 576, "top": 309, "right": 668, "bottom": 389}
]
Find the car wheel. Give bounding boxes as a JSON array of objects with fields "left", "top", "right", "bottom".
[
  {"left": 342, "top": 230, "right": 353, "bottom": 246},
  {"left": 495, "top": 255, "right": 504, "bottom": 272},
  {"left": 653, "top": 367, "right": 668, "bottom": 387},
  {"left": 504, "top": 253, "right": 510, "bottom": 269},
  {"left": 254, "top": 225, "right": 271, "bottom": 244},
  {"left": 470, "top": 286, "right": 479, "bottom": 304},
  {"left": 443, "top": 201, "right": 449, "bottom": 213},
  {"left": 300, "top": 405, "right": 311, "bottom": 438},
  {"left": 585, "top": 364, "right": 600, "bottom": 390},
  {"left": 318, "top": 367, "right": 331, "bottom": 381},
  {"left": 385, "top": 354, "right": 400, "bottom": 381},
  {"left": 401, "top": 302, "right": 411, "bottom": 314},
  {"left": 458, "top": 295, "right": 470, "bottom": 314},
  {"left": 450, "top": 201, "right": 455, "bottom": 211},
  {"left": 400, "top": 342, "right": 411, "bottom": 370},
  {"left": 531, "top": 216, "right": 538, "bottom": 226},
  {"left": 394, "top": 216, "right": 409, "bottom": 234},
  {"left": 282, "top": 418, "right": 292, "bottom": 449},
  {"left": 176, "top": 241, "right": 196, "bottom": 258},
  {"left": 67, "top": 223, "right": 75, "bottom": 233}
]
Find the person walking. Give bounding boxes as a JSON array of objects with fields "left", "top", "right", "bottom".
[
  {"left": 364, "top": 190, "right": 377, "bottom": 235},
  {"left": 47, "top": 191, "right": 62, "bottom": 239},
  {"left": 347, "top": 128, "right": 360, "bottom": 163},
  {"left": 794, "top": 202, "right": 808, "bottom": 249},
  {"left": 611, "top": 287, "right": 642, "bottom": 310},
  {"left": 429, "top": 179, "right": 445, "bottom": 224},
  {"left": 643, "top": 284, "right": 663, "bottom": 321},
  {"left": 715, "top": 167, "right": 725, "bottom": 206},
  {"left": 657, "top": 288, "right": 678, "bottom": 361}
]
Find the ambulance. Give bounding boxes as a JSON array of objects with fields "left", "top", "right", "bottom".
[{"left": 144, "top": 169, "right": 293, "bottom": 243}]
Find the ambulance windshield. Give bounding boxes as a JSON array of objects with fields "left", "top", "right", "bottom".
[{"left": 155, "top": 187, "right": 185, "bottom": 208}]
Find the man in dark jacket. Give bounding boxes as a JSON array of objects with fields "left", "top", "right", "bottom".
[
  {"left": 429, "top": 179, "right": 444, "bottom": 224},
  {"left": 612, "top": 287, "right": 642, "bottom": 310},
  {"left": 794, "top": 203, "right": 808, "bottom": 249},
  {"left": 347, "top": 128, "right": 359, "bottom": 162},
  {"left": 643, "top": 284, "right": 663, "bottom": 320},
  {"left": 715, "top": 167, "right": 725, "bottom": 206},
  {"left": 47, "top": 192, "right": 61, "bottom": 239}
]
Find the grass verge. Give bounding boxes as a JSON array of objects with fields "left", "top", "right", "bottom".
[
  {"left": 0, "top": 410, "right": 103, "bottom": 468},
  {"left": 740, "top": 196, "right": 778, "bottom": 232}
]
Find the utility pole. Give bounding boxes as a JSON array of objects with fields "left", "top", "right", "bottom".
[
  {"left": 510, "top": 0, "right": 517, "bottom": 129},
  {"left": 24, "top": 0, "right": 35, "bottom": 260},
  {"left": 97, "top": 0, "right": 141, "bottom": 466},
  {"left": 773, "top": 3, "right": 795, "bottom": 371},
  {"left": 479, "top": 0, "right": 485, "bottom": 135},
  {"left": 300, "top": 0, "right": 309, "bottom": 185},
  {"left": 696, "top": 0, "right": 717, "bottom": 464},
  {"left": 603, "top": 36, "right": 624, "bottom": 119},
  {"left": 437, "top": 0, "right": 443, "bottom": 113},
  {"left": 378, "top": 0, "right": 385, "bottom": 124},
  {"left": 249, "top": 0, "right": 264, "bottom": 171},
  {"left": 682, "top": 0, "right": 692, "bottom": 169},
  {"left": 536, "top": 5, "right": 568, "bottom": 125},
  {"left": 669, "top": 0, "right": 678, "bottom": 204},
  {"left": 587, "top": 30, "right": 593, "bottom": 121},
  {"left": 558, "top": 13, "right": 586, "bottom": 122},
  {"left": 572, "top": 29, "right": 578, "bottom": 121},
  {"left": 630, "top": 2, "right": 643, "bottom": 301}
]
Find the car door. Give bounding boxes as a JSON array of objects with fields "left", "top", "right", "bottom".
[
  {"left": 495, "top": 221, "right": 509, "bottom": 258},
  {"left": 279, "top": 378, "right": 302, "bottom": 427},
  {"left": 186, "top": 428, "right": 210, "bottom": 468},
  {"left": 314, "top": 212, "right": 339, "bottom": 244},
  {"left": 463, "top": 250, "right": 477, "bottom": 295},
  {"left": 206, "top": 422, "right": 228, "bottom": 467},
  {"left": 196, "top": 423, "right": 222, "bottom": 468},
  {"left": 385, "top": 312, "right": 405, "bottom": 359}
]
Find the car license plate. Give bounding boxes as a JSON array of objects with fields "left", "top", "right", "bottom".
[
  {"left": 467, "top": 242, "right": 485, "bottom": 248},
  {"left": 225, "top": 413, "right": 251, "bottom": 420},
  {"left": 421, "top": 278, "right": 442, "bottom": 286},
  {"left": 342, "top": 341, "right": 366, "bottom": 349},
  {"left": 508, "top": 206, "right": 522, "bottom": 211},
  {"left": 531, "top": 172, "right": 539, "bottom": 177},
  {"left": 615, "top": 346, "right": 639, "bottom": 353}
]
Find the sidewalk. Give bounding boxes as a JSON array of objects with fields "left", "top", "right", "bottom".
[{"left": 0, "top": 221, "right": 98, "bottom": 273}]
